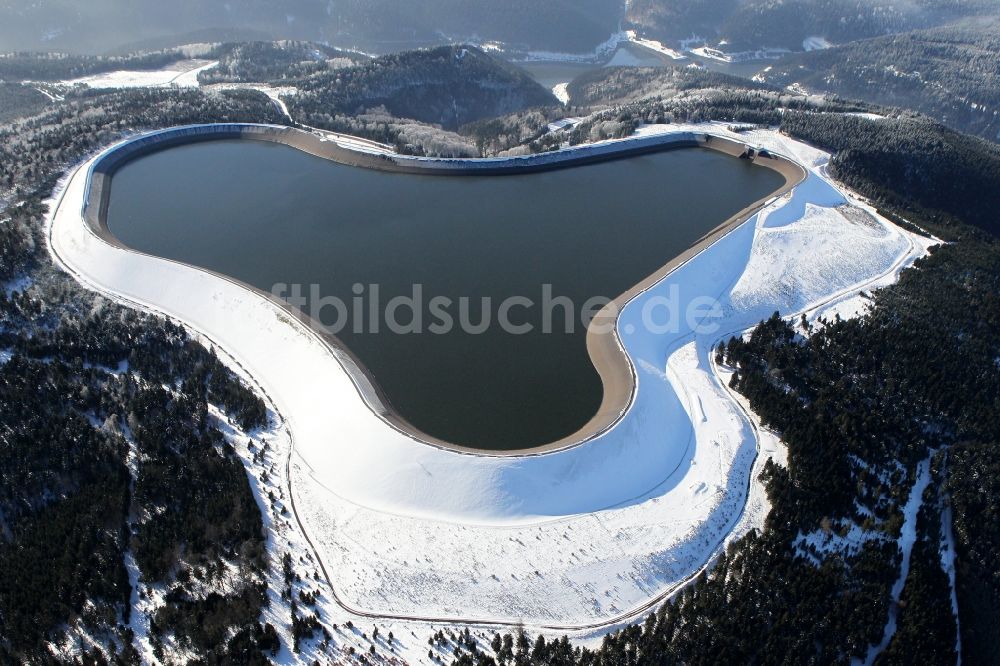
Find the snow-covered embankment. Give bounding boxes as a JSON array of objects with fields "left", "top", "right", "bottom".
[{"left": 47, "top": 123, "right": 934, "bottom": 629}]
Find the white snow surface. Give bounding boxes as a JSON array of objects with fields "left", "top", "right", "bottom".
[
  {"left": 58, "top": 59, "right": 218, "bottom": 89},
  {"left": 845, "top": 112, "right": 888, "bottom": 121},
  {"left": 552, "top": 83, "right": 570, "bottom": 105},
  {"left": 803, "top": 36, "right": 833, "bottom": 51},
  {"left": 48, "top": 123, "right": 932, "bottom": 631}
]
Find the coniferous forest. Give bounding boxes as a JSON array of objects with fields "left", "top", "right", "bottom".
[{"left": 0, "top": 86, "right": 283, "bottom": 662}]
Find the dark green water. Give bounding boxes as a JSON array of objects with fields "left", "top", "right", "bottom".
[{"left": 106, "top": 140, "right": 784, "bottom": 449}]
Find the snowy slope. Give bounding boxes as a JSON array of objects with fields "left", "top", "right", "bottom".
[{"left": 57, "top": 59, "right": 218, "bottom": 89}]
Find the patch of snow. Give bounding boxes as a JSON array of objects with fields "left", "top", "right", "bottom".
[
  {"left": 803, "top": 36, "right": 832, "bottom": 51},
  {"left": 58, "top": 60, "right": 218, "bottom": 90},
  {"left": 863, "top": 455, "right": 935, "bottom": 665},
  {"left": 0, "top": 349, "right": 11, "bottom": 366},
  {"left": 169, "top": 61, "right": 218, "bottom": 88},
  {"left": 713, "top": 356, "right": 787, "bottom": 548},
  {"left": 552, "top": 83, "right": 570, "bottom": 105},
  {"left": 206, "top": 404, "right": 309, "bottom": 663},
  {"left": 123, "top": 520, "right": 160, "bottom": 658},
  {"left": 32, "top": 85, "right": 63, "bottom": 102},
  {"left": 808, "top": 291, "right": 873, "bottom": 329},
  {"left": 604, "top": 47, "right": 649, "bottom": 68},
  {"left": 844, "top": 112, "right": 887, "bottom": 121},
  {"left": 45, "top": 617, "right": 122, "bottom": 664},
  {"left": 728, "top": 198, "right": 907, "bottom": 320}
]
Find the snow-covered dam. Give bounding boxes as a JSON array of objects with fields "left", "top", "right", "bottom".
[{"left": 49, "top": 122, "right": 929, "bottom": 627}]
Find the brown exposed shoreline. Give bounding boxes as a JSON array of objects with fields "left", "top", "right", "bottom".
[{"left": 83, "top": 124, "right": 805, "bottom": 456}]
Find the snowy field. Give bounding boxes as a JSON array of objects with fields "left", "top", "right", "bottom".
[
  {"left": 47, "top": 122, "right": 933, "bottom": 659},
  {"left": 58, "top": 59, "right": 219, "bottom": 89}
]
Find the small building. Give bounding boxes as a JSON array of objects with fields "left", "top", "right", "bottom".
[{"left": 546, "top": 117, "right": 582, "bottom": 133}]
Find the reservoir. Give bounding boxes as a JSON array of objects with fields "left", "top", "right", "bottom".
[{"left": 105, "top": 139, "right": 785, "bottom": 450}]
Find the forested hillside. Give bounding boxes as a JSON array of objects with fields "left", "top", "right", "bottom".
[
  {"left": 198, "top": 41, "right": 366, "bottom": 85},
  {"left": 625, "top": 0, "right": 739, "bottom": 43},
  {"left": 0, "top": 47, "right": 545, "bottom": 159},
  {"left": 0, "top": 83, "right": 50, "bottom": 124},
  {"left": 782, "top": 113, "right": 1000, "bottom": 235},
  {"left": 757, "top": 21, "right": 1000, "bottom": 141},
  {"left": 559, "top": 65, "right": 873, "bottom": 148},
  {"left": 286, "top": 45, "right": 557, "bottom": 132},
  {"left": 0, "top": 86, "right": 288, "bottom": 662},
  {"left": 567, "top": 65, "right": 778, "bottom": 106},
  {"left": 0, "top": 49, "right": 191, "bottom": 81},
  {"left": 625, "top": 0, "right": 995, "bottom": 51},
  {"left": 718, "top": 0, "right": 922, "bottom": 51}
]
